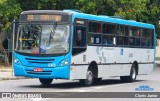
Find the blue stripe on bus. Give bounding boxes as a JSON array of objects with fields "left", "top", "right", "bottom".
[{"left": 64, "top": 10, "right": 155, "bottom": 29}]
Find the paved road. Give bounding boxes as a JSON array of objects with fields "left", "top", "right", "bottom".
[{"left": 0, "top": 67, "right": 160, "bottom": 101}]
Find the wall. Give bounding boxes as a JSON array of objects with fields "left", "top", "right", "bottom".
[{"left": 156, "top": 40, "right": 160, "bottom": 59}]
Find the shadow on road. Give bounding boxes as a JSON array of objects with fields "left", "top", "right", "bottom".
[{"left": 21, "top": 79, "right": 145, "bottom": 89}]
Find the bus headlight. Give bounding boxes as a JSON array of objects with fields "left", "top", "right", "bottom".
[
  {"left": 59, "top": 59, "right": 69, "bottom": 66},
  {"left": 14, "top": 57, "right": 22, "bottom": 65}
]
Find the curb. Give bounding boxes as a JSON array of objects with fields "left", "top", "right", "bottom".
[
  {"left": 155, "top": 63, "right": 160, "bottom": 67},
  {"left": 0, "top": 69, "right": 12, "bottom": 72},
  {"left": 0, "top": 77, "right": 31, "bottom": 81}
]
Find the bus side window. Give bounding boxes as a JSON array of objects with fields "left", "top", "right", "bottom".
[
  {"left": 129, "top": 38, "right": 134, "bottom": 46},
  {"left": 140, "top": 28, "right": 153, "bottom": 48}
]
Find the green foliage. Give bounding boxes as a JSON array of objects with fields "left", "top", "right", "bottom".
[
  {"left": 146, "top": 0, "right": 160, "bottom": 38},
  {"left": 80, "top": 0, "right": 114, "bottom": 15},
  {"left": 16, "top": 0, "right": 80, "bottom": 10},
  {"left": 0, "top": 0, "right": 160, "bottom": 38},
  {"left": 108, "top": 0, "right": 149, "bottom": 22},
  {"left": 0, "top": 0, "right": 21, "bottom": 31}
]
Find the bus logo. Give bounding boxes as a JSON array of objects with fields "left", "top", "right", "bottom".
[{"left": 121, "top": 49, "right": 123, "bottom": 55}]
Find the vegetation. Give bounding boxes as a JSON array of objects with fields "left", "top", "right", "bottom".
[
  {"left": 0, "top": 0, "right": 159, "bottom": 37},
  {"left": 0, "top": 0, "right": 159, "bottom": 66}
]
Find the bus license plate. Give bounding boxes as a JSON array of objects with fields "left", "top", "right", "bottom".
[{"left": 34, "top": 68, "right": 43, "bottom": 72}]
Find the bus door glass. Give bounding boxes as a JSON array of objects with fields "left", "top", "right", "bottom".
[{"left": 72, "top": 19, "right": 87, "bottom": 56}]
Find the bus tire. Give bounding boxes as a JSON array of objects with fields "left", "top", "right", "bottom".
[
  {"left": 120, "top": 64, "right": 137, "bottom": 82},
  {"left": 94, "top": 78, "right": 102, "bottom": 84},
  {"left": 39, "top": 78, "right": 53, "bottom": 86},
  {"left": 80, "top": 68, "right": 94, "bottom": 86}
]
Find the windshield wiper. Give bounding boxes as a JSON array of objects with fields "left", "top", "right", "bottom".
[{"left": 48, "top": 22, "right": 57, "bottom": 46}]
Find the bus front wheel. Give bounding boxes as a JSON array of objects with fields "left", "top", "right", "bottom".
[
  {"left": 120, "top": 64, "right": 137, "bottom": 82},
  {"left": 80, "top": 68, "right": 94, "bottom": 86},
  {"left": 39, "top": 78, "right": 53, "bottom": 86}
]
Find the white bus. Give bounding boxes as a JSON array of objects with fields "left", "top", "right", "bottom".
[{"left": 14, "top": 10, "right": 156, "bottom": 86}]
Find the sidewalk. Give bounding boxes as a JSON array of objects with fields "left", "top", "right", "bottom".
[
  {"left": 155, "top": 59, "right": 160, "bottom": 67},
  {"left": 0, "top": 66, "right": 30, "bottom": 80}
]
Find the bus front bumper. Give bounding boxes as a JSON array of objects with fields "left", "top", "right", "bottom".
[{"left": 14, "top": 64, "right": 70, "bottom": 79}]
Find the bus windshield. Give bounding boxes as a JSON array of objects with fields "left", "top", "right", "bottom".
[{"left": 15, "top": 23, "right": 70, "bottom": 55}]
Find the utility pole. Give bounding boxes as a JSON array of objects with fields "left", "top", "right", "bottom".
[{"left": 12, "top": 19, "right": 15, "bottom": 76}]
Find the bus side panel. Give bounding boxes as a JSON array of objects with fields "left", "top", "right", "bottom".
[
  {"left": 121, "top": 64, "right": 132, "bottom": 76},
  {"left": 97, "top": 65, "right": 103, "bottom": 78},
  {"left": 70, "top": 65, "right": 88, "bottom": 79},
  {"left": 70, "top": 65, "right": 104, "bottom": 79},
  {"left": 70, "top": 45, "right": 154, "bottom": 79},
  {"left": 102, "top": 64, "right": 131, "bottom": 78},
  {"left": 138, "top": 64, "right": 154, "bottom": 74}
]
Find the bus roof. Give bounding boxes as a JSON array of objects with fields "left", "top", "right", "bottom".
[
  {"left": 20, "top": 10, "right": 155, "bottom": 29},
  {"left": 63, "top": 10, "right": 155, "bottom": 29},
  {"left": 21, "top": 10, "right": 70, "bottom": 15}
]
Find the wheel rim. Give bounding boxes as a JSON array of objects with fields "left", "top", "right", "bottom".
[
  {"left": 131, "top": 68, "right": 136, "bottom": 80},
  {"left": 86, "top": 71, "right": 93, "bottom": 85}
]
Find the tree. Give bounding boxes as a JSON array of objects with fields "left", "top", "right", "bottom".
[
  {"left": 0, "top": 0, "right": 21, "bottom": 66},
  {"left": 79, "top": 0, "right": 115, "bottom": 15},
  {"left": 16, "top": 0, "right": 79, "bottom": 10},
  {"left": 0, "top": 0, "right": 21, "bottom": 31},
  {"left": 107, "top": 0, "right": 149, "bottom": 22},
  {"left": 146, "top": 0, "right": 160, "bottom": 38}
]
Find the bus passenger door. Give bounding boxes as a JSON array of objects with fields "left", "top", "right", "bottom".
[
  {"left": 70, "top": 19, "right": 88, "bottom": 79},
  {"left": 72, "top": 19, "right": 87, "bottom": 57},
  {"left": 72, "top": 26, "right": 87, "bottom": 57}
]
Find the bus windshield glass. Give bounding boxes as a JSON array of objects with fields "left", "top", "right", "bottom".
[{"left": 15, "top": 23, "right": 70, "bottom": 55}]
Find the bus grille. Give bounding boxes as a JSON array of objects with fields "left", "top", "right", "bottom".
[
  {"left": 25, "top": 58, "right": 55, "bottom": 64},
  {"left": 26, "top": 70, "right": 52, "bottom": 75}
]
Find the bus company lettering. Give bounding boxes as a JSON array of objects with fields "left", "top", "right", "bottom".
[{"left": 96, "top": 47, "right": 116, "bottom": 63}]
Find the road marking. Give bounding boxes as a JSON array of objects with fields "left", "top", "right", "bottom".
[
  {"left": 54, "top": 82, "right": 140, "bottom": 92},
  {"left": 30, "top": 98, "right": 51, "bottom": 101},
  {"left": 27, "top": 82, "right": 140, "bottom": 99}
]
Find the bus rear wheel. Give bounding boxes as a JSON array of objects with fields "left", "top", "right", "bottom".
[
  {"left": 120, "top": 64, "right": 137, "bottom": 82},
  {"left": 80, "top": 68, "right": 94, "bottom": 86},
  {"left": 39, "top": 78, "right": 53, "bottom": 86}
]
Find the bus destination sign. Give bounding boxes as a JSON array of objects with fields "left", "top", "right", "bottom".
[{"left": 27, "top": 15, "right": 62, "bottom": 22}]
